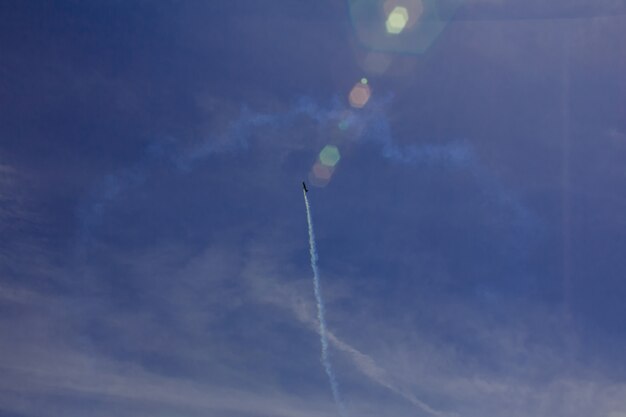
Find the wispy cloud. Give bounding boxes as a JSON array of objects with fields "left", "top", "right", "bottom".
[
  {"left": 3, "top": 217, "right": 625, "bottom": 417},
  {"left": 238, "top": 235, "right": 626, "bottom": 417},
  {"left": 0, "top": 341, "right": 337, "bottom": 417}
]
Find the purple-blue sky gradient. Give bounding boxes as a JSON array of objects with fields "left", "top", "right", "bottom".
[{"left": 1, "top": 1, "right": 626, "bottom": 416}]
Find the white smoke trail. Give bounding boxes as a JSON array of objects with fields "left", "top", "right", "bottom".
[{"left": 303, "top": 190, "right": 347, "bottom": 417}]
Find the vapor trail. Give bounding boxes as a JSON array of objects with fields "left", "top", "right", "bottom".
[{"left": 303, "top": 190, "right": 347, "bottom": 417}]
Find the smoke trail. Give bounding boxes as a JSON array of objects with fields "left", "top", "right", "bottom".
[{"left": 303, "top": 190, "right": 347, "bottom": 417}]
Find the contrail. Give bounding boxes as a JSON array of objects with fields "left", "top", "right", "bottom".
[{"left": 303, "top": 190, "right": 347, "bottom": 417}]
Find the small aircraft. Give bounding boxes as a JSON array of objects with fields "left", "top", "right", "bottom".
[{"left": 302, "top": 181, "right": 309, "bottom": 193}]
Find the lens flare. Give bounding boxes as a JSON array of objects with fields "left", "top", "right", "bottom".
[
  {"left": 385, "top": 0, "right": 425, "bottom": 31},
  {"left": 313, "top": 161, "right": 335, "bottom": 180},
  {"left": 349, "top": 82, "right": 371, "bottom": 108},
  {"left": 386, "top": 6, "right": 409, "bottom": 34},
  {"left": 348, "top": 0, "right": 462, "bottom": 54},
  {"left": 319, "top": 145, "right": 341, "bottom": 167}
]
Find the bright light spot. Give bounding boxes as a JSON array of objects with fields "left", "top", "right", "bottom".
[
  {"left": 386, "top": 6, "right": 409, "bottom": 34},
  {"left": 319, "top": 145, "right": 340, "bottom": 167},
  {"left": 348, "top": 0, "right": 459, "bottom": 54},
  {"left": 361, "top": 77, "right": 368, "bottom": 84},
  {"left": 385, "top": 0, "right": 424, "bottom": 30},
  {"left": 349, "top": 82, "right": 371, "bottom": 108}
]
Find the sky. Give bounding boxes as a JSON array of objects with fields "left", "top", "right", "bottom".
[{"left": 1, "top": 1, "right": 626, "bottom": 416}]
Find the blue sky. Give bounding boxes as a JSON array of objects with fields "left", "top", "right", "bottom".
[{"left": 1, "top": 1, "right": 626, "bottom": 416}]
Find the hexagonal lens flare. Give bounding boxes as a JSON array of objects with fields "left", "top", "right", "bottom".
[
  {"left": 386, "top": 6, "right": 409, "bottom": 34},
  {"left": 349, "top": 83, "right": 371, "bottom": 108},
  {"left": 319, "top": 145, "right": 341, "bottom": 167}
]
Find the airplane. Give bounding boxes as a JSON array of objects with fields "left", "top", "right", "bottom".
[{"left": 302, "top": 181, "right": 308, "bottom": 193}]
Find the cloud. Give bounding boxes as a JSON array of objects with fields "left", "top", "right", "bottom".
[
  {"left": 239, "top": 239, "right": 456, "bottom": 417},
  {"left": 0, "top": 253, "right": 334, "bottom": 417},
  {"left": 0, "top": 341, "right": 336, "bottom": 417},
  {"left": 235, "top": 234, "right": 626, "bottom": 417},
  {"left": 62, "top": 89, "right": 548, "bottom": 417},
  {"left": 1, "top": 210, "right": 621, "bottom": 417},
  {"left": 0, "top": 162, "right": 55, "bottom": 283},
  {"left": 77, "top": 93, "right": 512, "bottom": 245}
]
